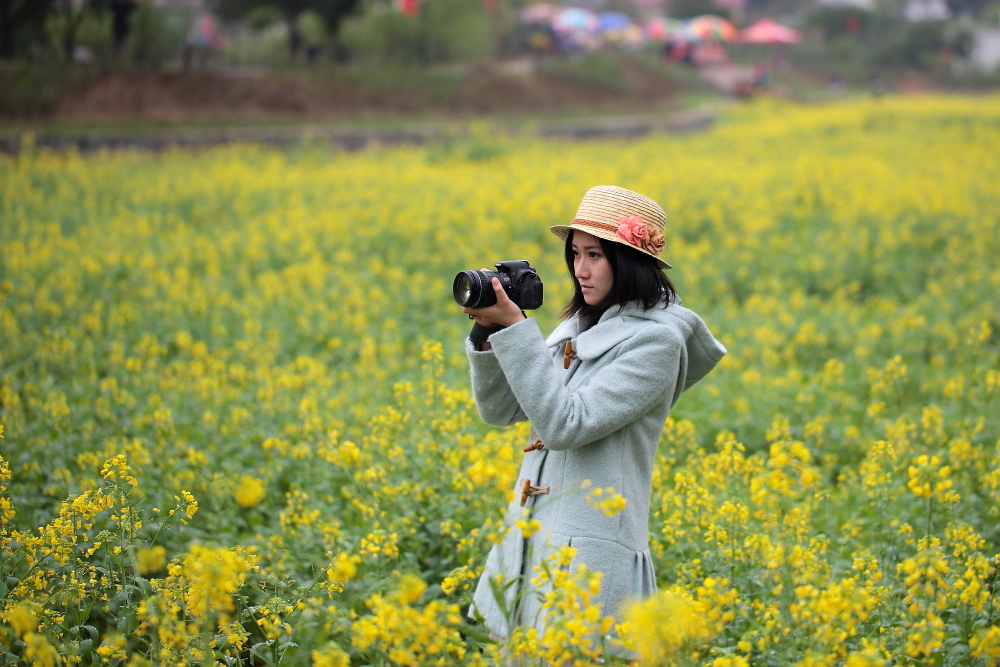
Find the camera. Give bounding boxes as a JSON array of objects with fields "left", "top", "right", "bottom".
[{"left": 453, "top": 260, "right": 544, "bottom": 310}]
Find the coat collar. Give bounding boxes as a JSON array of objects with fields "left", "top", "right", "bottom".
[
  {"left": 544, "top": 296, "right": 727, "bottom": 389},
  {"left": 545, "top": 301, "right": 670, "bottom": 361}
]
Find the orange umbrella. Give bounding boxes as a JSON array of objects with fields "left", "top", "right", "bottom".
[
  {"left": 683, "top": 15, "right": 738, "bottom": 43},
  {"left": 740, "top": 18, "right": 802, "bottom": 44}
]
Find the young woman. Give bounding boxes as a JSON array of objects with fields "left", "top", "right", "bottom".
[{"left": 461, "top": 185, "right": 727, "bottom": 644}]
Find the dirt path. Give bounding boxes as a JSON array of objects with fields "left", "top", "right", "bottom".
[
  {"left": 699, "top": 64, "right": 756, "bottom": 94},
  {"left": 0, "top": 108, "right": 715, "bottom": 154}
]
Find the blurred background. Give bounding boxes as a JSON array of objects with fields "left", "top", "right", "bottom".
[{"left": 2, "top": 0, "right": 999, "bottom": 136}]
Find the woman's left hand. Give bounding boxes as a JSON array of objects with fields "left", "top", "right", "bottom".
[{"left": 463, "top": 277, "right": 527, "bottom": 328}]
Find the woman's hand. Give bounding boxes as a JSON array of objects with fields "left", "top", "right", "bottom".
[{"left": 463, "top": 277, "right": 527, "bottom": 328}]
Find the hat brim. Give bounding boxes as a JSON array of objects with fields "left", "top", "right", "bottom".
[{"left": 550, "top": 224, "right": 672, "bottom": 270}]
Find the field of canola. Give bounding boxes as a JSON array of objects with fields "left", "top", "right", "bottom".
[{"left": 1, "top": 95, "right": 1000, "bottom": 667}]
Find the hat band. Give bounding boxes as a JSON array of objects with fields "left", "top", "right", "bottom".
[{"left": 571, "top": 218, "right": 619, "bottom": 235}]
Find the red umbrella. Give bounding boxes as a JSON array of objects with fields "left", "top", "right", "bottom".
[
  {"left": 740, "top": 18, "right": 801, "bottom": 45},
  {"left": 644, "top": 16, "right": 683, "bottom": 42}
]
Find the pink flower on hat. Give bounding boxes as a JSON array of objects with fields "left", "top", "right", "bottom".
[{"left": 617, "top": 215, "right": 648, "bottom": 247}]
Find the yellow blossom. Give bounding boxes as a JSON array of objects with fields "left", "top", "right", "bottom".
[
  {"left": 233, "top": 474, "right": 267, "bottom": 509},
  {"left": 135, "top": 545, "right": 167, "bottom": 575}
]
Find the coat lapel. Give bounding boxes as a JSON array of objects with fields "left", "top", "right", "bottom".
[{"left": 574, "top": 304, "right": 647, "bottom": 360}]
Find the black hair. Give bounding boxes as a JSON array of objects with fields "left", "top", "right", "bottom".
[{"left": 561, "top": 229, "right": 677, "bottom": 320}]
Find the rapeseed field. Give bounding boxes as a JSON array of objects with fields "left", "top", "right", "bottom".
[{"left": 1, "top": 95, "right": 999, "bottom": 666}]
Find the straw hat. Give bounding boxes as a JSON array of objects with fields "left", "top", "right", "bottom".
[{"left": 550, "top": 185, "right": 671, "bottom": 269}]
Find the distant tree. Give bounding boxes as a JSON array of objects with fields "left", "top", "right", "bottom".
[
  {"left": 214, "top": 0, "right": 299, "bottom": 60},
  {"left": 806, "top": 5, "right": 873, "bottom": 40},
  {"left": 311, "top": 0, "right": 362, "bottom": 61},
  {"left": 212, "top": 0, "right": 361, "bottom": 62},
  {"left": 110, "top": 0, "right": 137, "bottom": 53},
  {"left": 668, "top": 0, "right": 730, "bottom": 20},
  {"left": 945, "top": 0, "right": 989, "bottom": 16},
  {"left": 52, "top": 0, "right": 102, "bottom": 62},
  {"left": 0, "top": 0, "right": 54, "bottom": 58}
]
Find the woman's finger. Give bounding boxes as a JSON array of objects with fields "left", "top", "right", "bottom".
[
  {"left": 492, "top": 278, "right": 511, "bottom": 304},
  {"left": 463, "top": 306, "right": 495, "bottom": 323}
]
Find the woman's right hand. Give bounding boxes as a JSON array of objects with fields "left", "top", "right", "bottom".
[{"left": 463, "top": 277, "right": 526, "bottom": 328}]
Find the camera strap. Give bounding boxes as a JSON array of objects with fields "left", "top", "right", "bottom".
[{"left": 469, "top": 322, "right": 505, "bottom": 345}]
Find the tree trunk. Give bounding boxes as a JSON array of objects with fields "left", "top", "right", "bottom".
[
  {"left": 287, "top": 18, "right": 302, "bottom": 64},
  {"left": 0, "top": 0, "right": 16, "bottom": 59},
  {"left": 56, "top": 0, "right": 80, "bottom": 63},
  {"left": 111, "top": 0, "right": 137, "bottom": 54},
  {"left": 0, "top": 0, "right": 54, "bottom": 59},
  {"left": 63, "top": 20, "right": 75, "bottom": 62}
]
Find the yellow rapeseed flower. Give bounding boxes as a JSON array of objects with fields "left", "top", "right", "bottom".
[
  {"left": 586, "top": 486, "right": 628, "bottom": 517},
  {"left": 135, "top": 545, "right": 167, "bottom": 575},
  {"left": 233, "top": 474, "right": 267, "bottom": 509},
  {"left": 5, "top": 603, "right": 38, "bottom": 635},
  {"left": 312, "top": 643, "right": 350, "bottom": 667},
  {"left": 624, "top": 589, "right": 713, "bottom": 666}
]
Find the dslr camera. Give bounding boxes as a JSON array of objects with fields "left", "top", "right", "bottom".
[{"left": 453, "top": 260, "right": 544, "bottom": 311}]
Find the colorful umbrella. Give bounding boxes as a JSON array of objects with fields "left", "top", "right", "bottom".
[
  {"left": 739, "top": 18, "right": 802, "bottom": 44},
  {"left": 644, "top": 16, "right": 683, "bottom": 42},
  {"left": 520, "top": 3, "right": 561, "bottom": 22},
  {"left": 682, "top": 15, "right": 738, "bottom": 43},
  {"left": 596, "top": 11, "right": 633, "bottom": 32},
  {"left": 552, "top": 7, "right": 599, "bottom": 33},
  {"left": 615, "top": 24, "right": 646, "bottom": 49}
]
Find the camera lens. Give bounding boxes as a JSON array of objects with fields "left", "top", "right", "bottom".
[
  {"left": 453, "top": 270, "right": 497, "bottom": 308},
  {"left": 454, "top": 273, "right": 472, "bottom": 305}
]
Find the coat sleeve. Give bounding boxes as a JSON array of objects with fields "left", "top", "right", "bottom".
[
  {"left": 466, "top": 338, "right": 528, "bottom": 427},
  {"left": 487, "top": 317, "right": 682, "bottom": 451}
]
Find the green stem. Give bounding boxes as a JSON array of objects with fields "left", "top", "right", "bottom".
[
  {"left": 926, "top": 492, "right": 933, "bottom": 541},
  {"left": 146, "top": 502, "right": 183, "bottom": 548}
]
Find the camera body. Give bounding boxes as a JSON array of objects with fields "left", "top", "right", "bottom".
[{"left": 453, "top": 260, "right": 544, "bottom": 310}]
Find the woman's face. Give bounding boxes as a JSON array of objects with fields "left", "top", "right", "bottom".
[{"left": 572, "top": 231, "right": 614, "bottom": 305}]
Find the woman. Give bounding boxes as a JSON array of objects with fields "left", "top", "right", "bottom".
[{"left": 462, "top": 185, "right": 726, "bottom": 643}]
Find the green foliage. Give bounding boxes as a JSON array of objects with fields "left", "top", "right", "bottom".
[
  {"left": 341, "top": 0, "right": 494, "bottom": 65},
  {"left": 806, "top": 5, "right": 873, "bottom": 40},
  {"left": 212, "top": 0, "right": 363, "bottom": 42},
  {"left": 298, "top": 9, "right": 327, "bottom": 46},
  {"left": 245, "top": 4, "right": 284, "bottom": 30},
  {"left": 537, "top": 50, "right": 637, "bottom": 93},
  {"left": 0, "top": 0, "right": 54, "bottom": 59},
  {"left": 797, "top": 5, "right": 978, "bottom": 78},
  {"left": 0, "top": 63, "right": 66, "bottom": 116},
  {"left": 668, "top": 0, "right": 729, "bottom": 20},
  {"left": 421, "top": 0, "right": 494, "bottom": 62},
  {"left": 340, "top": 3, "right": 425, "bottom": 63},
  {"left": 67, "top": 6, "right": 113, "bottom": 61},
  {"left": 126, "top": 1, "right": 185, "bottom": 69},
  {"left": 865, "top": 15, "right": 959, "bottom": 70}
]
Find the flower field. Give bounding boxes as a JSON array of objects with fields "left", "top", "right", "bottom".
[{"left": 1, "top": 95, "right": 1000, "bottom": 666}]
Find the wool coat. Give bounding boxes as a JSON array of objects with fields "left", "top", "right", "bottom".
[{"left": 465, "top": 298, "right": 726, "bottom": 640}]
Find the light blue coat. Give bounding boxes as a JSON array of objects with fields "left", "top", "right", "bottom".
[{"left": 466, "top": 298, "right": 726, "bottom": 640}]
